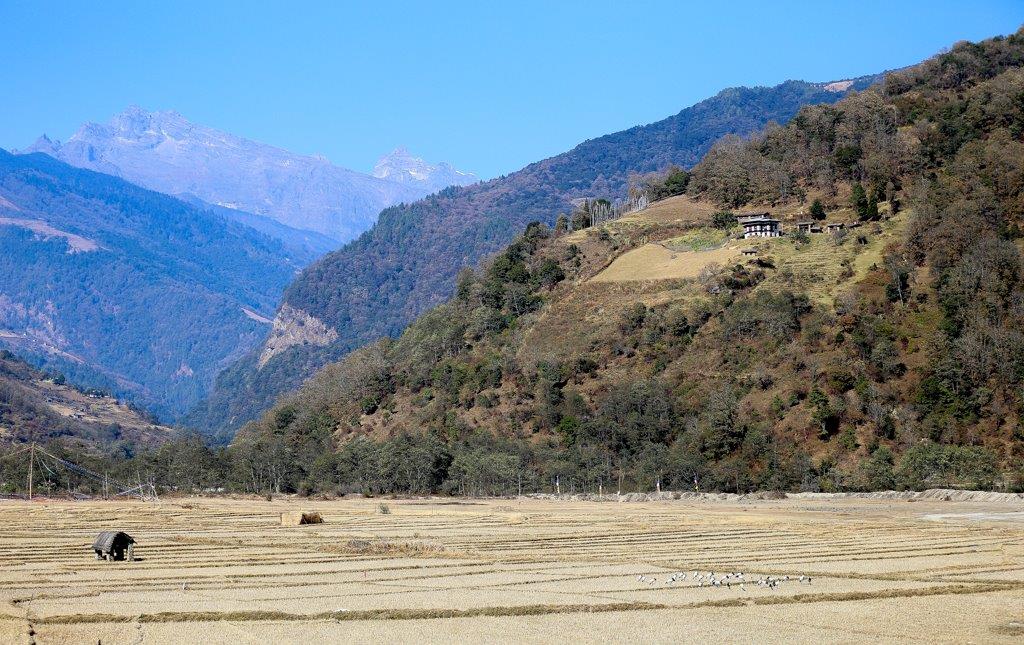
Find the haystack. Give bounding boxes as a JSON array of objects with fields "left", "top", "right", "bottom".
[{"left": 280, "top": 511, "right": 323, "bottom": 526}]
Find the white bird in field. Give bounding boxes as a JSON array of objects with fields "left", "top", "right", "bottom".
[{"left": 740, "top": 583, "right": 746, "bottom": 592}]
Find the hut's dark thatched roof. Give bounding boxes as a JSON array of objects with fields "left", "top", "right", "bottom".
[{"left": 92, "top": 531, "right": 134, "bottom": 552}]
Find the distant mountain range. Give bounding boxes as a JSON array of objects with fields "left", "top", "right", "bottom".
[
  {"left": 1, "top": 107, "right": 474, "bottom": 422},
  {"left": 187, "top": 75, "right": 883, "bottom": 437},
  {"left": 0, "top": 149, "right": 304, "bottom": 419},
  {"left": 23, "top": 107, "right": 477, "bottom": 243}
]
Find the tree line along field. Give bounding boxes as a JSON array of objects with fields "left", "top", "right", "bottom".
[{"left": 0, "top": 495, "right": 1022, "bottom": 643}]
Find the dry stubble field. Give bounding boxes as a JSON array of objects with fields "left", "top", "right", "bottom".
[{"left": 0, "top": 495, "right": 1022, "bottom": 644}]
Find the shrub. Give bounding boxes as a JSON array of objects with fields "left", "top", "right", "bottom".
[{"left": 712, "top": 211, "right": 737, "bottom": 229}]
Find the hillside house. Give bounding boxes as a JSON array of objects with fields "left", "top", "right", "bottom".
[
  {"left": 741, "top": 215, "right": 781, "bottom": 238},
  {"left": 796, "top": 221, "right": 823, "bottom": 234},
  {"left": 825, "top": 222, "right": 847, "bottom": 233}
]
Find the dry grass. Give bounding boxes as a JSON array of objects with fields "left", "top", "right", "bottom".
[
  {"left": 517, "top": 280, "right": 695, "bottom": 366},
  {"left": 1, "top": 496, "right": 1022, "bottom": 643},
  {"left": 751, "top": 209, "right": 910, "bottom": 304},
  {"left": 590, "top": 242, "right": 741, "bottom": 283},
  {"left": 610, "top": 195, "right": 718, "bottom": 232}
]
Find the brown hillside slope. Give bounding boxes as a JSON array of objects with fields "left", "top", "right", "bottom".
[
  {"left": 0, "top": 351, "right": 173, "bottom": 450},
  {"left": 237, "top": 30, "right": 1024, "bottom": 496}
]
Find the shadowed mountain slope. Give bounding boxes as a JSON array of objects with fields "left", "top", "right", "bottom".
[{"left": 0, "top": 150, "right": 304, "bottom": 418}]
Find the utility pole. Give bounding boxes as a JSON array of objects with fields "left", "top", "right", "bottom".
[{"left": 27, "top": 443, "right": 34, "bottom": 500}]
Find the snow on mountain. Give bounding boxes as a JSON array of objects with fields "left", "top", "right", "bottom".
[
  {"left": 22, "top": 108, "right": 471, "bottom": 242},
  {"left": 373, "top": 146, "right": 477, "bottom": 193}
]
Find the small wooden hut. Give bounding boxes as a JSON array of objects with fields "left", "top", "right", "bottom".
[
  {"left": 796, "top": 221, "right": 823, "bottom": 234},
  {"left": 92, "top": 531, "right": 135, "bottom": 561}
]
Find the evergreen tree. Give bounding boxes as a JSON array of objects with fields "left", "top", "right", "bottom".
[
  {"left": 850, "top": 183, "right": 868, "bottom": 219},
  {"left": 865, "top": 196, "right": 879, "bottom": 221},
  {"left": 809, "top": 199, "right": 826, "bottom": 220},
  {"left": 554, "top": 214, "right": 568, "bottom": 235}
]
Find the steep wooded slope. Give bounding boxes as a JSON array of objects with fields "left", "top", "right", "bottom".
[
  {"left": 233, "top": 30, "right": 1024, "bottom": 495},
  {"left": 0, "top": 150, "right": 301, "bottom": 418},
  {"left": 192, "top": 75, "right": 881, "bottom": 436}
]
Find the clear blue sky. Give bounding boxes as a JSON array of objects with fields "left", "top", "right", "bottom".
[{"left": 1, "top": 1, "right": 1021, "bottom": 179}]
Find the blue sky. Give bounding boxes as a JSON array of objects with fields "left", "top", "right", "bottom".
[{"left": 1, "top": 1, "right": 1021, "bottom": 179}]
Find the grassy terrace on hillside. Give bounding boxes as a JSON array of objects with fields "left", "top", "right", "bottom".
[{"left": 750, "top": 207, "right": 909, "bottom": 304}]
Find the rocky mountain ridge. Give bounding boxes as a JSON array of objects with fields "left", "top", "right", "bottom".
[
  {"left": 373, "top": 146, "right": 477, "bottom": 193},
  {"left": 23, "top": 107, "right": 474, "bottom": 242}
]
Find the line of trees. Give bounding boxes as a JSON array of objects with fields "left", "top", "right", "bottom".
[{"left": 0, "top": 429, "right": 1011, "bottom": 498}]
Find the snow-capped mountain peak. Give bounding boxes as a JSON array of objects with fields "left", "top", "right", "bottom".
[{"left": 373, "top": 147, "right": 477, "bottom": 193}]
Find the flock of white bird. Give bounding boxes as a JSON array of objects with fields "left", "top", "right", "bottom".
[{"left": 635, "top": 570, "right": 812, "bottom": 592}]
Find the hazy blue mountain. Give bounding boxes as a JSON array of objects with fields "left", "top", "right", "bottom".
[
  {"left": 0, "top": 149, "right": 303, "bottom": 419},
  {"left": 373, "top": 146, "right": 478, "bottom": 193},
  {"left": 176, "top": 195, "right": 339, "bottom": 264},
  {"left": 23, "top": 107, "right": 473, "bottom": 242},
  {"left": 187, "top": 75, "right": 883, "bottom": 437}
]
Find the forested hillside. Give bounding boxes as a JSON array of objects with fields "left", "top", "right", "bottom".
[
  {"left": 0, "top": 150, "right": 301, "bottom": 418},
  {"left": 222, "top": 29, "right": 1024, "bottom": 495},
  {"left": 191, "top": 75, "right": 881, "bottom": 436},
  {"left": 9, "top": 30, "right": 1022, "bottom": 495}
]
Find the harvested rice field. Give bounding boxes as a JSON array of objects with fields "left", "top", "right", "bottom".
[{"left": 1, "top": 495, "right": 1023, "bottom": 643}]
